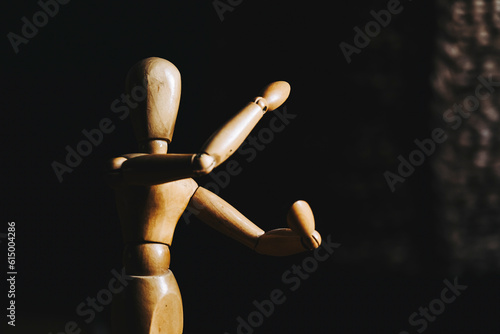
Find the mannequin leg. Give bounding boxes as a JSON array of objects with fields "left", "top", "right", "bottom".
[{"left": 111, "top": 270, "right": 183, "bottom": 334}]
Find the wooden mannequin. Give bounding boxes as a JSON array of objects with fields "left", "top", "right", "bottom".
[{"left": 108, "top": 57, "right": 322, "bottom": 334}]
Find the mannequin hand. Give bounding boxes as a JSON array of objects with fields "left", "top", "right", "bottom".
[
  {"left": 258, "top": 81, "right": 291, "bottom": 112},
  {"left": 287, "top": 200, "right": 321, "bottom": 250}
]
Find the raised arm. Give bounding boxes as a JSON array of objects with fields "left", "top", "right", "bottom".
[
  {"left": 187, "top": 186, "right": 321, "bottom": 256},
  {"left": 117, "top": 80, "right": 291, "bottom": 185},
  {"left": 199, "top": 81, "right": 290, "bottom": 168}
]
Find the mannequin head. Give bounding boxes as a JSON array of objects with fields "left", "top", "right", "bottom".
[{"left": 126, "top": 57, "right": 181, "bottom": 152}]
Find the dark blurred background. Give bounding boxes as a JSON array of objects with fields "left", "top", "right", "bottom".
[{"left": 1, "top": 0, "right": 499, "bottom": 333}]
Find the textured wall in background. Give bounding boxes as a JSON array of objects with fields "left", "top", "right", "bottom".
[{"left": 432, "top": 0, "right": 500, "bottom": 274}]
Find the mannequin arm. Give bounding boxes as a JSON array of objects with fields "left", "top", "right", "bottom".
[
  {"left": 118, "top": 153, "right": 214, "bottom": 185},
  {"left": 187, "top": 186, "right": 321, "bottom": 256},
  {"left": 200, "top": 81, "right": 290, "bottom": 168},
  {"left": 115, "top": 81, "right": 291, "bottom": 186}
]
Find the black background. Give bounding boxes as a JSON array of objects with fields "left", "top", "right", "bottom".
[{"left": 1, "top": 0, "right": 498, "bottom": 333}]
